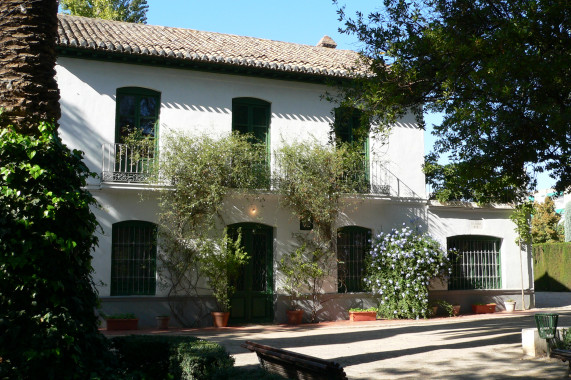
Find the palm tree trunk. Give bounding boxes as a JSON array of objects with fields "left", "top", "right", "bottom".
[{"left": 0, "top": 0, "right": 60, "bottom": 133}]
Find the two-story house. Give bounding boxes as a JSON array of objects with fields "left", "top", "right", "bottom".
[{"left": 55, "top": 14, "right": 534, "bottom": 327}]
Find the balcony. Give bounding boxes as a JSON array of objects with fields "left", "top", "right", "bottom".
[
  {"left": 101, "top": 143, "right": 155, "bottom": 183},
  {"left": 101, "top": 144, "right": 417, "bottom": 197}
]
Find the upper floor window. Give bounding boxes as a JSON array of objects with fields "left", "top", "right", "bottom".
[
  {"left": 111, "top": 220, "right": 157, "bottom": 296},
  {"left": 334, "top": 107, "right": 370, "bottom": 193},
  {"left": 232, "top": 98, "right": 271, "bottom": 189},
  {"left": 337, "top": 226, "right": 372, "bottom": 293},
  {"left": 448, "top": 235, "right": 502, "bottom": 290},
  {"left": 116, "top": 87, "right": 161, "bottom": 143},
  {"left": 232, "top": 97, "right": 270, "bottom": 146},
  {"left": 334, "top": 107, "right": 369, "bottom": 147}
]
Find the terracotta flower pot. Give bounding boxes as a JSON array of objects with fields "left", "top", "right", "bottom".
[
  {"left": 106, "top": 318, "right": 138, "bottom": 331},
  {"left": 211, "top": 311, "right": 230, "bottom": 327},
  {"left": 472, "top": 303, "right": 496, "bottom": 314},
  {"left": 156, "top": 316, "right": 170, "bottom": 329},
  {"left": 286, "top": 309, "right": 304, "bottom": 325},
  {"left": 452, "top": 305, "right": 461, "bottom": 316},
  {"left": 349, "top": 311, "right": 377, "bottom": 322}
]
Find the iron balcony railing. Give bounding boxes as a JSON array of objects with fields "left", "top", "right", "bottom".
[
  {"left": 102, "top": 144, "right": 419, "bottom": 197},
  {"left": 101, "top": 143, "right": 155, "bottom": 183}
]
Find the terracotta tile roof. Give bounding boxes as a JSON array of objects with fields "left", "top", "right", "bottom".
[{"left": 56, "top": 14, "right": 365, "bottom": 78}]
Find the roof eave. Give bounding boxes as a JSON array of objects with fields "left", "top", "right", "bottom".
[{"left": 56, "top": 45, "right": 354, "bottom": 85}]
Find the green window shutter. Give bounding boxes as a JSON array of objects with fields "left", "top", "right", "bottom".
[
  {"left": 232, "top": 98, "right": 271, "bottom": 189},
  {"left": 334, "top": 107, "right": 371, "bottom": 192},
  {"left": 115, "top": 87, "right": 161, "bottom": 144},
  {"left": 111, "top": 220, "right": 157, "bottom": 296},
  {"left": 232, "top": 97, "right": 271, "bottom": 147}
]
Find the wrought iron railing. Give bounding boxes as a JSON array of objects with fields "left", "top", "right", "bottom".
[
  {"left": 101, "top": 143, "right": 155, "bottom": 183},
  {"left": 101, "top": 144, "right": 420, "bottom": 198}
]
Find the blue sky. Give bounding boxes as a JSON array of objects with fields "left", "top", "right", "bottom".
[{"left": 146, "top": 0, "right": 554, "bottom": 190}]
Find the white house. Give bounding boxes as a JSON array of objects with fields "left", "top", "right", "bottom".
[{"left": 55, "top": 14, "right": 534, "bottom": 326}]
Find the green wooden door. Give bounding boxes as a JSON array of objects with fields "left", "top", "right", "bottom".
[{"left": 229, "top": 223, "right": 274, "bottom": 323}]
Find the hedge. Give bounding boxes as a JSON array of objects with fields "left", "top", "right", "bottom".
[
  {"left": 533, "top": 243, "right": 571, "bottom": 291},
  {"left": 110, "top": 335, "right": 234, "bottom": 379}
]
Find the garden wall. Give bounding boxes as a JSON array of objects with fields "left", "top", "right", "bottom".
[{"left": 533, "top": 243, "right": 571, "bottom": 291}]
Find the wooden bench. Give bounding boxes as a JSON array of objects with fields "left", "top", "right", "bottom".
[
  {"left": 550, "top": 349, "right": 571, "bottom": 377},
  {"left": 241, "top": 340, "right": 347, "bottom": 380}
]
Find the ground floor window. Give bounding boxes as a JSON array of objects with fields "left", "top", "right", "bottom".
[
  {"left": 447, "top": 235, "right": 501, "bottom": 290},
  {"left": 111, "top": 221, "right": 157, "bottom": 296},
  {"left": 337, "top": 226, "right": 371, "bottom": 293}
]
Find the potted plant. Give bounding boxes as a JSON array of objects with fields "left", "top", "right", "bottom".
[
  {"left": 472, "top": 303, "right": 496, "bottom": 314},
  {"left": 104, "top": 312, "right": 138, "bottom": 331},
  {"left": 438, "top": 301, "right": 460, "bottom": 317},
  {"left": 504, "top": 299, "right": 516, "bottom": 312},
  {"left": 349, "top": 307, "right": 378, "bottom": 322},
  {"left": 199, "top": 230, "right": 249, "bottom": 327},
  {"left": 155, "top": 315, "right": 170, "bottom": 329},
  {"left": 278, "top": 244, "right": 308, "bottom": 325},
  {"left": 278, "top": 242, "right": 332, "bottom": 324},
  {"left": 429, "top": 300, "right": 439, "bottom": 317}
]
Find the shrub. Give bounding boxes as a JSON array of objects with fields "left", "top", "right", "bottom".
[
  {"left": 556, "top": 328, "right": 571, "bottom": 350},
  {"left": 364, "top": 224, "right": 451, "bottom": 319},
  {"left": 173, "top": 340, "right": 234, "bottom": 379},
  {"left": 533, "top": 243, "right": 571, "bottom": 291},
  {"left": 0, "top": 123, "right": 110, "bottom": 379},
  {"left": 110, "top": 335, "right": 233, "bottom": 379}
]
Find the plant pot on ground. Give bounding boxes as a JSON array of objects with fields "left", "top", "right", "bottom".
[
  {"left": 438, "top": 301, "right": 460, "bottom": 317},
  {"left": 349, "top": 308, "right": 378, "bottom": 322},
  {"left": 199, "top": 230, "right": 249, "bottom": 328},
  {"left": 504, "top": 300, "right": 516, "bottom": 312},
  {"left": 472, "top": 303, "right": 496, "bottom": 314},
  {"left": 104, "top": 313, "right": 138, "bottom": 331},
  {"left": 155, "top": 315, "right": 170, "bottom": 329},
  {"left": 278, "top": 245, "right": 307, "bottom": 325}
]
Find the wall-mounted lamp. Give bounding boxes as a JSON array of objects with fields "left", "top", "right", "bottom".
[{"left": 248, "top": 205, "right": 258, "bottom": 216}]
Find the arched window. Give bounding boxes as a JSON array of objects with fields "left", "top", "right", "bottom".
[
  {"left": 111, "top": 221, "right": 157, "bottom": 296},
  {"left": 115, "top": 87, "right": 161, "bottom": 143},
  {"left": 447, "top": 235, "right": 502, "bottom": 290},
  {"left": 337, "top": 226, "right": 372, "bottom": 293}
]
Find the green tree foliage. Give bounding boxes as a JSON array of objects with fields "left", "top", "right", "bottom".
[
  {"left": 60, "top": 0, "right": 148, "bottom": 23},
  {"left": 336, "top": 0, "right": 570, "bottom": 202},
  {"left": 0, "top": 123, "right": 110, "bottom": 379},
  {"left": 275, "top": 140, "right": 366, "bottom": 251},
  {"left": 565, "top": 202, "right": 571, "bottom": 242},
  {"left": 197, "top": 232, "right": 249, "bottom": 312},
  {"left": 152, "top": 132, "right": 265, "bottom": 325},
  {"left": 509, "top": 201, "right": 534, "bottom": 245},
  {"left": 278, "top": 241, "right": 334, "bottom": 322},
  {"left": 532, "top": 196, "right": 562, "bottom": 243}
]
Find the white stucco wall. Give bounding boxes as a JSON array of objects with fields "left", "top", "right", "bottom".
[
  {"left": 427, "top": 203, "right": 533, "bottom": 290},
  {"left": 55, "top": 56, "right": 529, "bottom": 322},
  {"left": 56, "top": 57, "right": 425, "bottom": 193}
]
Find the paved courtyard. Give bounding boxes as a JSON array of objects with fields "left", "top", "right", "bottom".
[
  {"left": 188, "top": 307, "right": 571, "bottom": 379},
  {"left": 103, "top": 294, "right": 571, "bottom": 379}
]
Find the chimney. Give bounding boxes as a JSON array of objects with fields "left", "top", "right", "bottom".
[{"left": 316, "top": 35, "right": 337, "bottom": 49}]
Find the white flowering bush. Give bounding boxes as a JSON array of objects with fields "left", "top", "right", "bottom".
[{"left": 364, "top": 225, "right": 451, "bottom": 319}]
